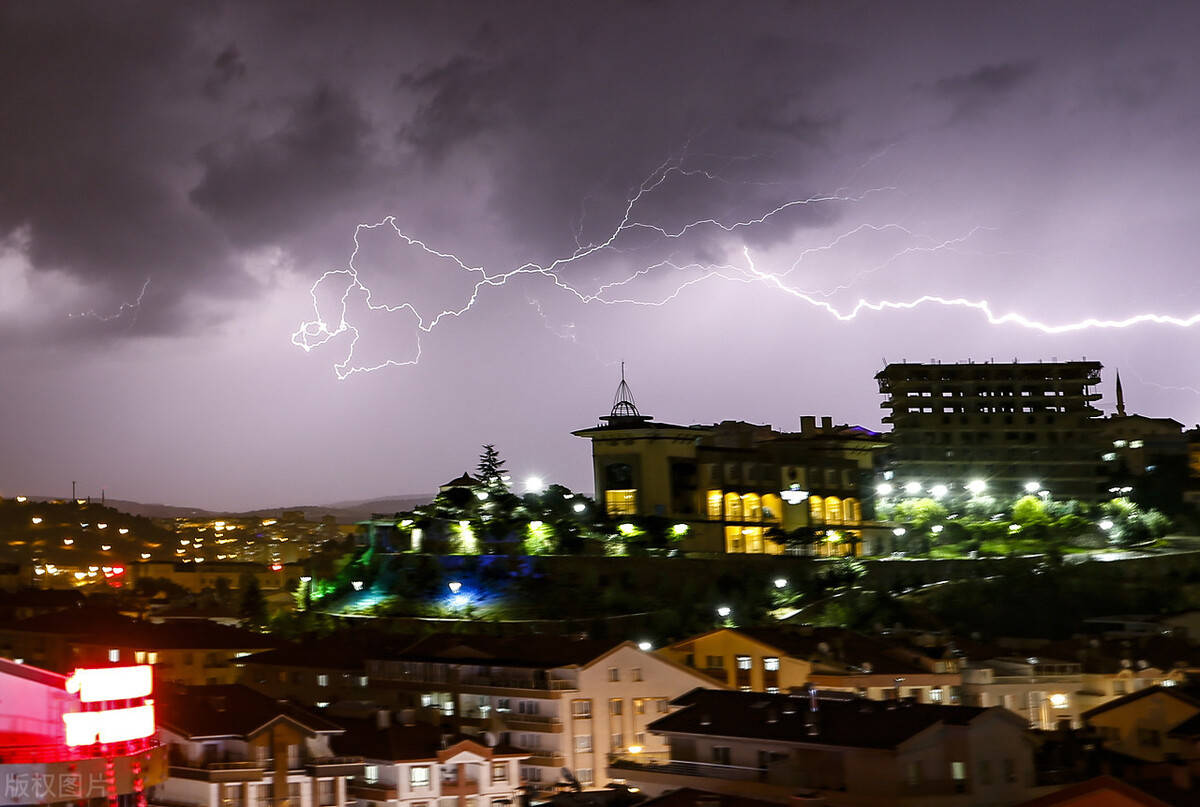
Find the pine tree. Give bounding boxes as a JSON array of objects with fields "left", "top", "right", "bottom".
[{"left": 476, "top": 444, "right": 508, "bottom": 490}]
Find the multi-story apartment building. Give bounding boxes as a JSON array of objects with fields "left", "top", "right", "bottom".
[
  {"left": 358, "top": 635, "right": 721, "bottom": 790},
  {"left": 153, "top": 683, "right": 363, "bottom": 807},
  {"left": 0, "top": 657, "right": 168, "bottom": 807},
  {"left": 961, "top": 657, "right": 1083, "bottom": 730},
  {"left": 573, "top": 373, "right": 888, "bottom": 555},
  {"left": 330, "top": 715, "right": 529, "bottom": 807},
  {"left": 608, "top": 688, "right": 1042, "bottom": 806},
  {"left": 658, "top": 627, "right": 964, "bottom": 704},
  {"left": 0, "top": 609, "right": 276, "bottom": 684},
  {"left": 876, "top": 360, "right": 1107, "bottom": 501}
]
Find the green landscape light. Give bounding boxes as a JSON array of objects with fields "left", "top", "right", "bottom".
[
  {"left": 671, "top": 523, "right": 689, "bottom": 536},
  {"left": 618, "top": 522, "right": 636, "bottom": 535}
]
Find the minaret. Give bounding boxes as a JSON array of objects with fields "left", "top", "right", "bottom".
[{"left": 1115, "top": 369, "right": 1127, "bottom": 417}]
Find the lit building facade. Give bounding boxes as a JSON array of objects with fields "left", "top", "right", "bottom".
[
  {"left": 876, "top": 360, "right": 1107, "bottom": 501},
  {"left": 573, "top": 374, "right": 887, "bottom": 555},
  {"left": 0, "top": 657, "right": 167, "bottom": 807}
]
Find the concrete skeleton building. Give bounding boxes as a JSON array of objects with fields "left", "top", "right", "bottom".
[
  {"left": 876, "top": 360, "right": 1109, "bottom": 501},
  {"left": 573, "top": 370, "right": 888, "bottom": 556}
]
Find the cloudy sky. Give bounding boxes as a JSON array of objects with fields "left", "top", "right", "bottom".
[{"left": 3, "top": 1, "right": 1200, "bottom": 509}]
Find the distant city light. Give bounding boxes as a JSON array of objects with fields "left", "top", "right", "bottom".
[
  {"left": 63, "top": 538, "right": 73, "bottom": 545},
  {"left": 966, "top": 479, "right": 987, "bottom": 495},
  {"left": 774, "top": 577, "right": 788, "bottom": 589},
  {"left": 1008, "top": 524, "right": 1021, "bottom": 533},
  {"left": 351, "top": 580, "right": 364, "bottom": 590},
  {"left": 300, "top": 576, "right": 312, "bottom": 582},
  {"left": 101, "top": 544, "right": 111, "bottom": 551},
  {"left": 637, "top": 641, "right": 652, "bottom": 652},
  {"left": 270, "top": 563, "right": 282, "bottom": 571},
  {"left": 140, "top": 553, "right": 150, "bottom": 559},
  {"left": 903, "top": 482, "right": 922, "bottom": 496},
  {"left": 475, "top": 490, "right": 489, "bottom": 501},
  {"left": 875, "top": 483, "right": 893, "bottom": 496},
  {"left": 573, "top": 502, "right": 586, "bottom": 513},
  {"left": 31, "top": 517, "right": 42, "bottom": 524},
  {"left": 118, "top": 528, "right": 129, "bottom": 534},
  {"left": 97, "top": 523, "right": 108, "bottom": 529},
  {"left": 523, "top": 476, "right": 546, "bottom": 494},
  {"left": 1024, "top": 481, "right": 1041, "bottom": 493},
  {"left": 716, "top": 606, "right": 731, "bottom": 618},
  {"left": 930, "top": 484, "right": 949, "bottom": 499},
  {"left": 15, "top": 495, "right": 26, "bottom": 502}
]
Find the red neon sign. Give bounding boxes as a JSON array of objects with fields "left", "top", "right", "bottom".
[{"left": 63, "top": 665, "right": 155, "bottom": 746}]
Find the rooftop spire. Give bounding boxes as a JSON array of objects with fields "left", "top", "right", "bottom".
[
  {"left": 600, "top": 362, "right": 651, "bottom": 426},
  {"left": 1115, "top": 368, "right": 1126, "bottom": 417}
]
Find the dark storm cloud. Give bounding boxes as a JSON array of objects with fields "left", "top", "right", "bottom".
[
  {"left": 191, "top": 85, "right": 376, "bottom": 246},
  {"left": 203, "top": 45, "right": 248, "bottom": 100},
  {"left": 932, "top": 61, "right": 1038, "bottom": 122}
]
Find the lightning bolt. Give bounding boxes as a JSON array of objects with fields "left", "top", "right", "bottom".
[
  {"left": 293, "top": 153, "right": 1200, "bottom": 379},
  {"left": 69, "top": 278, "right": 151, "bottom": 325}
]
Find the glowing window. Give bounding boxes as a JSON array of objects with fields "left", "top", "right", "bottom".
[
  {"left": 809, "top": 496, "right": 824, "bottom": 524},
  {"left": 825, "top": 496, "right": 843, "bottom": 525},
  {"left": 317, "top": 674, "right": 329, "bottom": 687},
  {"left": 410, "top": 767, "right": 430, "bottom": 788},
  {"left": 736, "top": 655, "right": 752, "bottom": 671},
  {"left": 707, "top": 490, "right": 723, "bottom": 519},
  {"left": 605, "top": 489, "right": 638, "bottom": 516},
  {"left": 844, "top": 498, "right": 861, "bottom": 525},
  {"left": 725, "top": 493, "right": 743, "bottom": 520},
  {"left": 66, "top": 665, "right": 152, "bottom": 702},
  {"left": 724, "top": 526, "right": 744, "bottom": 553},
  {"left": 762, "top": 494, "right": 783, "bottom": 523},
  {"left": 742, "top": 494, "right": 762, "bottom": 521},
  {"left": 108, "top": 648, "right": 120, "bottom": 663},
  {"left": 764, "top": 657, "right": 780, "bottom": 672}
]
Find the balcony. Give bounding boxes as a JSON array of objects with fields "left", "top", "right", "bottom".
[
  {"left": 348, "top": 780, "right": 397, "bottom": 801},
  {"left": 305, "top": 756, "right": 365, "bottom": 777},
  {"left": 169, "top": 760, "right": 267, "bottom": 783},
  {"left": 502, "top": 714, "right": 563, "bottom": 733},
  {"left": 457, "top": 675, "right": 577, "bottom": 692},
  {"left": 609, "top": 758, "right": 764, "bottom": 783},
  {"left": 526, "top": 752, "right": 566, "bottom": 767}
]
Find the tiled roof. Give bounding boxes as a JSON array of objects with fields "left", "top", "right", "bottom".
[
  {"left": 330, "top": 717, "right": 526, "bottom": 762},
  {"left": 651, "top": 688, "right": 991, "bottom": 749},
  {"left": 157, "top": 683, "right": 343, "bottom": 739},
  {"left": 377, "top": 633, "right": 625, "bottom": 669},
  {"left": 1015, "top": 775, "right": 1172, "bottom": 806},
  {"left": 1082, "top": 684, "right": 1200, "bottom": 720},
  {"left": 735, "top": 627, "right": 933, "bottom": 675}
]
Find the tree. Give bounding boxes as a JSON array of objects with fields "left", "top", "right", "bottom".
[
  {"left": 476, "top": 444, "right": 508, "bottom": 490},
  {"left": 239, "top": 574, "right": 267, "bottom": 627}
]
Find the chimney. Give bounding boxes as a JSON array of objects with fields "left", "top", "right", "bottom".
[
  {"left": 800, "top": 416, "right": 816, "bottom": 434},
  {"left": 821, "top": 416, "right": 833, "bottom": 431},
  {"left": 376, "top": 709, "right": 391, "bottom": 729}
]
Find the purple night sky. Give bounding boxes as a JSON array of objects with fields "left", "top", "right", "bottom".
[{"left": 3, "top": 1, "right": 1200, "bottom": 510}]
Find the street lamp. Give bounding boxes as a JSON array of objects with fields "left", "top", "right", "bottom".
[
  {"left": 523, "top": 476, "right": 546, "bottom": 494},
  {"left": 903, "top": 481, "right": 922, "bottom": 496},
  {"left": 716, "top": 606, "right": 731, "bottom": 618},
  {"left": 773, "top": 578, "right": 788, "bottom": 589},
  {"left": 876, "top": 483, "right": 894, "bottom": 496},
  {"left": 1024, "top": 481, "right": 1041, "bottom": 494},
  {"left": 966, "top": 479, "right": 987, "bottom": 495},
  {"left": 637, "top": 641, "right": 652, "bottom": 652},
  {"left": 930, "top": 484, "right": 948, "bottom": 499}
]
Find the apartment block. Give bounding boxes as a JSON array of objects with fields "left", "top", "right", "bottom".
[
  {"left": 361, "top": 635, "right": 720, "bottom": 790},
  {"left": 153, "top": 683, "right": 363, "bottom": 807},
  {"left": 331, "top": 716, "right": 529, "bottom": 807},
  {"left": 609, "top": 688, "right": 1041, "bottom": 806}
]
